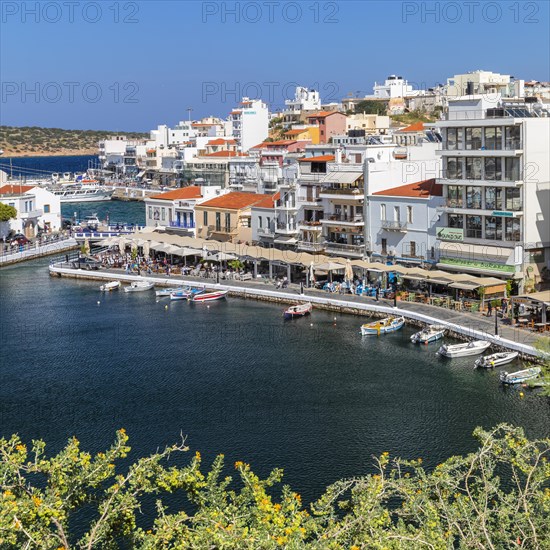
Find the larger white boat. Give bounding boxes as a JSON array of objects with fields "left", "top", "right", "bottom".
[
  {"left": 50, "top": 184, "right": 113, "bottom": 203},
  {"left": 124, "top": 281, "right": 154, "bottom": 293},
  {"left": 411, "top": 325, "right": 446, "bottom": 344},
  {"left": 437, "top": 340, "right": 491, "bottom": 358},
  {"left": 500, "top": 367, "right": 541, "bottom": 385}
]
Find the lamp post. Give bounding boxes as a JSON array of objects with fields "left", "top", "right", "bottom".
[
  {"left": 494, "top": 307, "right": 498, "bottom": 336},
  {"left": 363, "top": 157, "right": 375, "bottom": 260}
]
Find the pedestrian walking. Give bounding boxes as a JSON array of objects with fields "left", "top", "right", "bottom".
[{"left": 487, "top": 301, "right": 493, "bottom": 317}]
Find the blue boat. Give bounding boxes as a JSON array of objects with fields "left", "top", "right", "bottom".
[
  {"left": 360, "top": 316, "right": 405, "bottom": 336},
  {"left": 170, "top": 287, "right": 204, "bottom": 301}
]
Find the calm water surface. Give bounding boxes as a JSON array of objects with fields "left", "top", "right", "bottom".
[{"left": 1, "top": 259, "right": 549, "bottom": 503}]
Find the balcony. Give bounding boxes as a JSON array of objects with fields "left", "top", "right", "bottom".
[
  {"left": 321, "top": 214, "right": 364, "bottom": 226},
  {"left": 324, "top": 242, "right": 366, "bottom": 257},
  {"left": 319, "top": 188, "right": 364, "bottom": 201},
  {"left": 381, "top": 220, "right": 407, "bottom": 232},
  {"left": 170, "top": 221, "right": 195, "bottom": 229},
  {"left": 276, "top": 202, "right": 297, "bottom": 211},
  {"left": 297, "top": 241, "right": 326, "bottom": 252},
  {"left": 298, "top": 221, "right": 323, "bottom": 232},
  {"left": 257, "top": 227, "right": 275, "bottom": 238},
  {"left": 207, "top": 225, "right": 237, "bottom": 235},
  {"left": 297, "top": 195, "right": 323, "bottom": 207},
  {"left": 20, "top": 208, "right": 43, "bottom": 219},
  {"left": 276, "top": 223, "right": 297, "bottom": 235}
]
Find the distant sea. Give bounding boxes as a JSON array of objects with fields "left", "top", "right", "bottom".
[{"left": 0, "top": 155, "right": 98, "bottom": 179}]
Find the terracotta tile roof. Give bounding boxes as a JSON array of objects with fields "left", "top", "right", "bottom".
[
  {"left": 204, "top": 151, "right": 248, "bottom": 157},
  {"left": 264, "top": 140, "right": 296, "bottom": 147},
  {"left": 192, "top": 122, "right": 217, "bottom": 126},
  {"left": 252, "top": 193, "right": 279, "bottom": 209},
  {"left": 251, "top": 142, "right": 269, "bottom": 149},
  {"left": 398, "top": 121, "right": 425, "bottom": 132},
  {"left": 372, "top": 178, "right": 442, "bottom": 198},
  {"left": 298, "top": 155, "right": 335, "bottom": 162},
  {"left": 0, "top": 184, "right": 35, "bottom": 195},
  {"left": 206, "top": 138, "right": 236, "bottom": 146},
  {"left": 149, "top": 186, "right": 203, "bottom": 201},
  {"left": 198, "top": 191, "right": 274, "bottom": 210},
  {"left": 306, "top": 111, "right": 343, "bottom": 118}
]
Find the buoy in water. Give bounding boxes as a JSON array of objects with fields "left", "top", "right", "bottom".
[
  {"left": 519, "top": 392, "right": 524, "bottom": 398},
  {"left": 97, "top": 301, "right": 100, "bottom": 305},
  {"left": 164, "top": 305, "right": 168, "bottom": 310}
]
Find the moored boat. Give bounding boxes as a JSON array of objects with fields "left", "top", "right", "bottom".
[
  {"left": 360, "top": 316, "right": 405, "bottom": 336},
  {"left": 170, "top": 288, "right": 203, "bottom": 301},
  {"left": 437, "top": 340, "right": 490, "bottom": 358},
  {"left": 500, "top": 367, "right": 541, "bottom": 385},
  {"left": 284, "top": 302, "right": 312, "bottom": 319},
  {"left": 475, "top": 351, "right": 519, "bottom": 368},
  {"left": 410, "top": 325, "right": 446, "bottom": 344},
  {"left": 99, "top": 281, "right": 121, "bottom": 292},
  {"left": 124, "top": 281, "right": 154, "bottom": 293},
  {"left": 191, "top": 290, "right": 228, "bottom": 302},
  {"left": 156, "top": 287, "right": 185, "bottom": 297}
]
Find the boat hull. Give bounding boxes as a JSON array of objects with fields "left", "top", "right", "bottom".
[
  {"left": 361, "top": 317, "right": 405, "bottom": 335},
  {"left": 192, "top": 291, "right": 228, "bottom": 302},
  {"left": 411, "top": 329, "right": 445, "bottom": 344},
  {"left": 438, "top": 341, "right": 490, "bottom": 358},
  {"left": 284, "top": 303, "right": 312, "bottom": 319},
  {"left": 100, "top": 281, "right": 120, "bottom": 291},
  {"left": 500, "top": 367, "right": 541, "bottom": 385},
  {"left": 475, "top": 352, "right": 519, "bottom": 368},
  {"left": 124, "top": 283, "right": 154, "bottom": 293}
]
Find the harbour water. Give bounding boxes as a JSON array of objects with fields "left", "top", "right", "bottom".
[
  {"left": 61, "top": 200, "right": 146, "bottom": 226},
  {"left": 1, "top": 258, "right": 549, "bottom": 504},
  {"left": 0, "top": 155, "right": 98, "bottom": 179}
]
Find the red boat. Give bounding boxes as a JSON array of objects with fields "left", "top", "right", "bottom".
[{"left": 191, "top": 290, "right": 228, "bottom": 302}]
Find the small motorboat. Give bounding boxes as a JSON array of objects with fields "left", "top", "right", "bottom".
[
  {"left": 170, "top": 288, "right": 203, "bottom": 301},
  {"left": 124, "top": 281, "right": 154, "bottom": 293},
  {"left": 437, "top": 340, "right": 491, "bottom": 358},
  {"left": 99, "top": 281, "right": 121, "bottom": 292},
  {"left": 475, "top": 351, "right": 519, "bottom": 368},
  {"left": 284, "top": 302, "right": 312, "bottom": 319},
  {"left": 360, "top": 316, "right": 405, "bottom": 336},
  {"left": 500, "top": 367, "right": 541, "bottom": 385},
  {"left": 191, "top": 290, "right": 228, "bottom": 302},
  {"left": 410, "top": 325, "right": 446, "bottom": 344},
  {"left": 156, "top": 287, "right": 184, "bottom": 297}
]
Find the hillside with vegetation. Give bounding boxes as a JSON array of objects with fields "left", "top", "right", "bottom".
[{"left": 0, "top": 126, "right": 148, "bottom": 157}]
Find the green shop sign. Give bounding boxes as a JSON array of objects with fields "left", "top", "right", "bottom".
[
  {"left": 437, "top": 227, "right": 464, "bottom": 242},
  {"left": 492, "top": 211, "right": 514, "bottom": 217},
  {"left": 440, "top": 257, "right": 515, "bottom": 273}
]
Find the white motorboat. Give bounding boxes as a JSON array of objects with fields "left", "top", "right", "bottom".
[
  {"left": 124, "top": 281, "right": 154, "bottom": 292},
  {"left": 284, "top": 302, "right": 312, "bottom": 319},
  {"left": 500, "top": 367, "right": 541, "bottom": 385},
  {"left": 360, "top": 316, "right": 405, "bottom": 336},
  {"left": 191, "top": 290, "right": 228, "bottom": 302},
  {"left": 410, "top": 325, "right": 446, "bottom": 344},
  {"left": 437, "top": 340, "right": 491, "bottom": 358},
  {"left": 475, "top": 351, "right": 519, "bottom": 368},
  {"left": 100, "top": 281, "right": 121, "bottom": 292},
  {"left": 156, "top": 287, "right": 185, "bottom": 297}
]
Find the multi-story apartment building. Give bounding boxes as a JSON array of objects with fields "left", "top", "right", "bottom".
[
  {"left": 282, "top": 86, "right": 321, "bottom": 127},
  {"left": 230, "top": 98, "right": 269, "bottom": 152},
  {"left": 435, "top": 96, "right": 550, "bottom": 290}
]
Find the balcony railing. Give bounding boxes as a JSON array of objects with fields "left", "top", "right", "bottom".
[
  {"left": 381, "top": 220, "right": 407, "bottom": 231},
  {"left": 324, "top": 242, "right": 366, "bottom": 255},
  {"left": 322, "top": 214, "right": 364, "bottom": 224},
  {"left": 207, "top": 225, "right": 237, "bottom": 235},
  {"left": 20, "top": 209, "right": 43, "bottom": 219},
  {"left": 257, "top": 227, "right": 275, "bottom": 237},
  {"left": 170, "top": 221, "right": 195, "bottom": 229},
  {"left": 320, "top": 188, "right": 363, "bottom": 195},
  {"left": 297, "top": 241, "right": 325, "bottom": 252}
]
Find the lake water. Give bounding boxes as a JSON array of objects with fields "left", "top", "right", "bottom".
[{"left": 1, "top": 258, "right": 549, "bottom": 503}]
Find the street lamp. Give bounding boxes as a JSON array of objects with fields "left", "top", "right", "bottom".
[{"left": 363, "top": 157, "right": 375, "bottom": 259}]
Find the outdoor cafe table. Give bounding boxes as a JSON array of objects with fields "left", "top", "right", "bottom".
[
  {"left": 534, "top": 323, "right": 546, "bottom": 333},
  {"left": 517, "top": 318, "right": 529, "bottom": 326}
]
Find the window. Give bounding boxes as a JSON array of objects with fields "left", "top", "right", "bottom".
[
  {"left": 381, "top": 238, "right": 387, "bottom": 255},
  {"left": 485, "top": 216, "right": 503, "bottom": 240},
  {"left": 484, "top": 157, "right": 502, "bottom": 180},
  {"left": 148, "top": 206, "right": 152, "bottom": 219},
  {"left": 505, "top": 188, "right": 521, "bottom": 211},
  {"left": 215, "top": 212, "right": 221, "bottom": 231},
  {"left": 394, "top": 206, "right": 400, "bottom": 222},
  {"left": 504, "top": 157, "right": 520, "bottom": 181},
  {"left": 44, "top": 204, "right": 50, "bottom": 213},
  {"left": 465, "top": 127, "right": 482, "bottom": 150},
  {"left": 466, "top": 186, "right": 482, "bottom": 209},
  {"left": 505, "top": 218, "right": 520, "bottom": 241},
  {"left": 407, "top": 206, "right": 413, "bottom": 224},
  {"left": 446, "top": 157, "right": 462, "bottom": 179},
  {"left": 448, "top": 214, "right": 463, "bottom": 229},
  {"left": 465, "top": 157, "right": 482, "bottom": 180},
  {"left": 484, "top": 187, "right": 503, "bottom": 210},
  {"left": 409, "top": 241, "right": 417, "bottom": 257},
  {"left": 466, "top": 215, "right": 482, "bottom": 238},
  {"left": 447, "top": 185, "right": 462, "bottom": 207},
  {"left": 484, "top": 127, "right": 502, "bottom": 150},
  {"left": 311, "top": 162, "right": 327, "bottom": 173},
  {"left": 161, "top": 208, "right": 165, "bottom": 221},
  {"left": 225, "top": 213, "right": 231, "bottom": 231},
  {"left": 380, "top": 204, "right": 386, "bottom": 220},
  {"left": 446, "top": 127, "right": 462, "bottom": 150},
  {"left": 203, "top": 211, "right": 208, "bottom": 226},
  {"left": 505, "top": 125, "right": 521, "bottom": 149},
  {"left": 266, "top": 217, "right": 271, "bottom": 229},
  {"left": 258, "top": 216, "right": 262, "bottom": 228}
]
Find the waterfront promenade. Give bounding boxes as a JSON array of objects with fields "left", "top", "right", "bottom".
[
  {"left": 49, "top": 261, "right": 547, "bottom": 358},
  {"left": 1, "top": 237, "right": 78, "bottom": 266}
]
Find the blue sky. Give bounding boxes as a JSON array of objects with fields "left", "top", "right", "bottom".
[{"left": 1, "top": 0, "right": 549, "bottom": 131}]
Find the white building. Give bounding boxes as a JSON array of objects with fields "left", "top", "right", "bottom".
[
  {"left": 435, "top": 95, "right": 550, "bottom": 290},
  {"left": 446, "top": 70, "right": 523, "bottom": 100},
  {"left": 373, "top": 75, "right": 418, "bottom": 99},
  {"left": 370, "top": 179, "right": 445, "bottom": 264},
  {"left": 230, "top": 98, "right": 269, "bottom": 152}
]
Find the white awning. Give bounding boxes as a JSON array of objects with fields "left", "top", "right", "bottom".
[
  {"left": 274, "top": 236, "right": 297, "bottom": 244},
  {"left": 320, "top": 171, "right": 363, "bottom": 184}
]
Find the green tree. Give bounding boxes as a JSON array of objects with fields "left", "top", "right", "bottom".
[
  {"left": 0, "top": 425, "right": 548, "bottom": 548},
  {"left": 354, "top": 100, "right": 387, "bottom": 115},
  {"left": 0, "top": 203, "right": 17, "bottom": 222}
]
